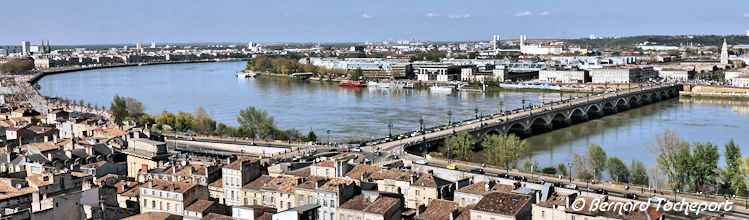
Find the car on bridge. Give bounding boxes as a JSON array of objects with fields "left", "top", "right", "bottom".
[{"left": 415, "top": 160, "right": 428, "bottom": 165}]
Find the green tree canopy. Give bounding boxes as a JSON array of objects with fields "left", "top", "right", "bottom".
[
  {"left": 110, "top": 95, "right": 128, "bottom": 123},
  {"left": 481, "top": 134, "right": 527, "bottom": 170},
  {"left": 588, "top": 144, "right": 608, "bottom": 179},
  {"left": 629, "top": 160, "right": 649, "bottom": 186},
  {"left": 444, "top": 132, "right": 476, "bottom": 161},
  {"left": 236, "top": 106, "right": 277, "bottom": 139},
  {"left": 607, "top": 157, "right": 629, "bottom": 183}
]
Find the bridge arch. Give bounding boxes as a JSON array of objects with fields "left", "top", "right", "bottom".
[
  {"left": 615, "top": 98, "right": 629, "bottom": 111},
  {"left": 628, "top": 96, "right": 640, "bottom": 108},
  {"left": 506, "top": 122, "right": 528, "bottom": 138},
  {"left": 640, "top": 94, "right": 651, "bottom": 105},
  {"left": 570, "top": 108, "right": 587, "bottom": 123},
  {"left": 603, "top": 101, "right": 617, "bottom": 114},
  {"left": 651, "top": 92, "right": 661, "bottom": 101},
  {"left": 551, "top": 112, "right": 570, "bottom": 129},
  {"left": 529, "top": 117, "right": 551, "bottom": 135}
]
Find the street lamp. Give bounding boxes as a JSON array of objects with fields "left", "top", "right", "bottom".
[
  {"left": 326, "top": 129, "right": 331, "bottom": 146},
  {"left": 474, "top": 106, "right": 479, "bottom": 119},
  {"left": 521, "top": 99, "right": 526, "bottom": 109},
  {"left": 447, "top": 110, "right": 453, "bottom": 125},
  {"left": 567, "top": 162, "right": 574, "bottom": 183},
  {"left": 499, "top": 101, "right": 504, "bottom": 113},
  {"left": 419, "top": 115, "right": 424, "bottom": 131},
  {"left": 387, "top": 120, "right": 393, "bottom": 138}
]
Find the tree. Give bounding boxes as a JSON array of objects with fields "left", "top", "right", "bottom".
[
  {"left": 690, "top": 142, "right": 719, "bottom": 193},
  {"left": 587, "top": 144, "right": 607, "bottom": 179},
  {"left": 350, "top": 68, "right": 364, "bottom": 81},
  {"left": 110, "top": 95, "right": 128, "bottom": 123},
  {"left": 155, "top": 110, "right": 176, "bottom": 130},
  {"left": 307, "top": 129, "right": 318, "bottom": 142},
  {"left": 720, "top": 140, "right": 742, "bottom": 195},
  {"left": 557, "top": 163, "right": 568, "bottom": 176},
  {"left": 540, "top": 167, "right": 557, "bottom": 175},
  {"left": 124, "top": 97, "right": 146, "bottom": 116},
  {"left": 191, "top": 107, "right": 216, "bottom": 135},
  {"left": 654, "top": 129, "right": 691, "bottom": 191},
  {"left": 236, "top": 106, "right": 276, "bottom": 139},
  {"left": 573, "top": 153, "right": 594, "bottom": 182},
  {"left": 630, "top": 160, "right": 649, "bottom": 186},
  {"left": 481, "top": 134, "right": 527, "bottom": 170},
  {"left": 174, "top": 112, "right": 194, "bottom": 132},
  {"left": 607, "top": 157, "right": 629, "bottom": 183},
  {"left": 445, "top": 132, "right": 475, "bottom": 161},
  {"left": 138, "top": 114, "right": 155, "bottom": 127},
  {"left": 0, "top": 59, "right": 34, "bottom": 74},
  {"left": 523, "top": 160, "right": 539, "bottom": 172}
]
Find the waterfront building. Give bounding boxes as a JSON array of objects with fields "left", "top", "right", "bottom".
[
  {"left": 416, "top": 64, "right": 466, "bottom": 82},
  {"left": 655, "top": 66, "right": 695, "bottom": 81},
  {"left": 137, "top": 161, "right": 222, "bottom": 186},
  {"left": 538, "top": 69, "right": 590, "bottom": 83},
  {"left": 259, "top": 176, "right": 301, "bottom": 211},
  {"left": 407, "top": 172, "right": 454, "bottom": 209},
  {"left": 590, "top": 66, "right": 658, "bottom": 83},
  {"left": 732, "top": 75, "right": 749, "bottom": 87},
  {"left": 726, "top": 69, "right": 749, "bottom": 81},
  {"left": 295, "top": 177, "right": 357, "bottom": 220},
  {"left": 532, "top": 193, "right": 665, "bottom": 220},
  {"left": 138, "top": 179, "right": 209, "bottom": 216}
]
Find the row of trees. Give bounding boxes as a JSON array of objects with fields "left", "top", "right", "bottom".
[
  {"left": 443, "top": 133, "right": 529, "bottom": 170},
  {"left": 109, "top": 96, "right": 318, "bottom": 142},
  {"left": 570, "top": 144, "right": 649, "bottom": 186},
  {"left": 654, "top": 129, "right": 747, "bottom": 196},
  {"left": 0, "top": 59, "right": 34, "bottom": 74}
]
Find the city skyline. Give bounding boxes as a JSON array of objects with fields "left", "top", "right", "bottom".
[{"left": 2, "top": 0, "right": 749, "bottom": 45}]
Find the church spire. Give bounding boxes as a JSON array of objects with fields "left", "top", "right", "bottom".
[{"left": 721, "top": 38, "right": 729, "bottom": 65}]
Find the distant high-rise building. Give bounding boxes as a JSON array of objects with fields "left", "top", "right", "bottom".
[
  {"left": 136, "top": 42, "right": 143, "bottom": 53},
  {"left": 21, "top": 41, "right": 30, "bottom": 55},
  {"left": 519, "top": 34, "right": 527, "bottom": 46},
  {"left": 150, "top": 42, "right": 156, "bottom": 48},
  {"left": 746, "top": 30, "right": 749, "bottom": 36},
  {"left": 721, "top": 38, "right": 729, "bottom": 65},
  {"left": 589, "top": 34, "right": 595, "bottom": 40}
]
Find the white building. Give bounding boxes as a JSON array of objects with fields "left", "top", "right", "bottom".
[
  {"left": 538, "top": 69, "right": 589, "bottom": 83},
  {"left": 655, "top": 66, "right": 695, "bottom": 81},
  {"left": 733, "top": 76, "right": 749, "bottom": 87},
  {"left": 726, "top": 69, "right": 749, "bottom": 81},
  {"left": 590, "top": 66, "right": 658, "bottom": 83},
  {"left": 22, "top": 41, "right": 30, "bottom": 55}
]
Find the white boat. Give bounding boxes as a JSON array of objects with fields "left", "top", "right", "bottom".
[
  {"left": 378, "top": 83, "right": 395, "bottom": 88},
  {"left": 430, "top": 86, "right": 454, "bottom": 93},
  {"left": 367, "top": 81, "right": 381, "bottom": 86},
  {"left": 236, "top": 72, "right": 257, "bottom": 78}
]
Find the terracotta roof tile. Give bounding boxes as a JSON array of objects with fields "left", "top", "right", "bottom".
[
  {"left": 260, "top": 176, "right": 299, "bottom": 193},
  {"left": 223, "top": 156, "right": 259, "bottom": 170},
  {"left": 184, "top": 199, "right": 214, "bottom": 212},
  {"left": 242, "top": 176, "right": 275, "bottom": 190},
  {"left": 314, "top": 160, "right": 335, "bottom": 168},
  {"left": 142, "top": 178, "right": 197, "bottom": 194},
  {"left": 417, "top": 199, "right": 460, "bottom": 220},
  {"left": 472, "top": 192, "right": 532, "bottom": 217}
]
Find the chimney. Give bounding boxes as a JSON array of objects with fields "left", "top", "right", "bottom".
[
  {"left": 148, "top": 181, "right": 153, "bottom": 188},
  {"left": 44, "top": 136, "right": 48, "bottom": 143},
  {"left": 410, "top": 174, "right": 418, "bottom": 184},
  {"left": 53, "top": 134, "right": 58, "bottom": 143}
]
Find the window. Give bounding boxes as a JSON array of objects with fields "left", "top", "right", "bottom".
[
  {"left": 151, "top": 201, "right": 156, "bottom": 209},
  {"left": 288, "top": 202, "right": 291, "bottom": 209},
  {"left": 167, "top": 203, "right": 172, "bottom": 211},
  {"left": 415, "top": 190, "right": 420, "bottom": 196},
  {"left": 299, "top": 195, "right": 305, "bottom": 204},
  {"left": 323, "top": 200, "right": 327, "bottom": 207},
  {"left": 330, "top": 200, "right": 335, "bottom": 208}
]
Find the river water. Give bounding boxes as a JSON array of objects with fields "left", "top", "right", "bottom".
[{"left": 36, "top": 61, "right": 749, "bottom": 167}]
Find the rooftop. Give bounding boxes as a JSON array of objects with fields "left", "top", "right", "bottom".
[
  {"left": 471, "top": 192, "right": 532, "bottom": 216},
  {"left": 417, "top": 199, "right": 460, "bottom": 220},
  {"left": 141, "top": 178, "right": 198, "bottom": 194},
  {"left": 184, "top": 199, "right": 215, "bottom": 213}
]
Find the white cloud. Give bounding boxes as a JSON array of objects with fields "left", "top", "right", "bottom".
[
  {"left": 539, "top": 11, "right": 551, "bottom": 16},
  {"left": 425, "top": 12, "right": 440, "bottom": 17},
  {"left": 448, "top": 14, "right": 471, "bottom": 19},
  {"left": 361, "top": 14, "right": 373, "bottom": 19},
  {"left": 515, "top": 11, "right": 532, "bottom": 17},
  {"left": 743, "top": 13, "right": 749, "bottom": 17}
]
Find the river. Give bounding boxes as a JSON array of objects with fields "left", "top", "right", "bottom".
[{"left": 36, "top": 61, "right": 749, "bottom": 167}]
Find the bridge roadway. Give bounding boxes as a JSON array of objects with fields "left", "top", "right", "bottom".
[{"left": 364, "top": 84, "right": 682, "bottom": 153}]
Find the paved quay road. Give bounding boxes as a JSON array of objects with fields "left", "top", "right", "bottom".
[{"left": 365, "top": 84, "right": 676, "bottom": 153}]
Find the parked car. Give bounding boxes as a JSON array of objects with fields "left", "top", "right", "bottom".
[
  {"left": 415, "top": 160, "right": 428, "bottom": 165},
  {"left": 470, "top": 168, "right": 485, "bottom": 174},
  {"left": 351, "top": 147, "right": 362, "bottom": 152},
  {"left": 649, "top": 196, "right": 668, "bottom": 204},
  {"left": 553, "top": 182, "right": 564, "bottom": 187},
  {"left": 497, "top": 173, "right": 510, "bottom": 178},
  {"left": 624, "top": 193, "right": 639, "bottom": 200},
  {"left": 375, "top": 152, "right": 382, "bottom": 156},
  {"left": 511, "top": 176, "right": 527, "bottom": 181},
  {"left": 564, "top": 184, "right": 578, "bottom": 190},
  {"left": 594, "top": 189, "right": 608, "bottom": 195},
  {"left": 389, "top": 155, "right": 400, "bottom": 160},
  {"left": 533, "top": 178, "right": 545, "bottom": 184},
  {"left": 446, "top": 164, "right": 457, "bottom": 170}
]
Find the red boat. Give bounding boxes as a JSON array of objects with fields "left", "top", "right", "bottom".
[{"left": 339, "top": 81, "right": 367, "bottom": 87}]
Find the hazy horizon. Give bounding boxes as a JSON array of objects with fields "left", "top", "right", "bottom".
[{"left": 2, "top": 0, "right": 748, "bottom": 45}]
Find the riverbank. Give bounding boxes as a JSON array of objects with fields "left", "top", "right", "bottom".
[{"left": 679, "top": 91, "right": 749, "bottom": 100}]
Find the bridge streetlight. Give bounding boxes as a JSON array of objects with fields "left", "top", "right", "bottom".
[
  {"left": 387, "top": 120, "right": 393, "bottom": 138},
  {"left": 447, "top": 110, "right": 453, "bottom": 125},
  {"left": 521, "top": 99, "right": 526, "bottom": 109},
  {"left": 567, "top": 162, "right": 574, "bottom": 183},
  {"left": 474, "top": 106, "right": 479, "bottom": 119},
  {"left": 499, "top": 101, "right": 504, "bottom": 113},
  {"left": 419, "top": 115, "right": 424, "bottom": 131}
]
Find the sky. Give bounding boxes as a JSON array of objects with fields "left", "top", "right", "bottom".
[{"left": 2, "top": 0, "right": 749, "bottom": 45}]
